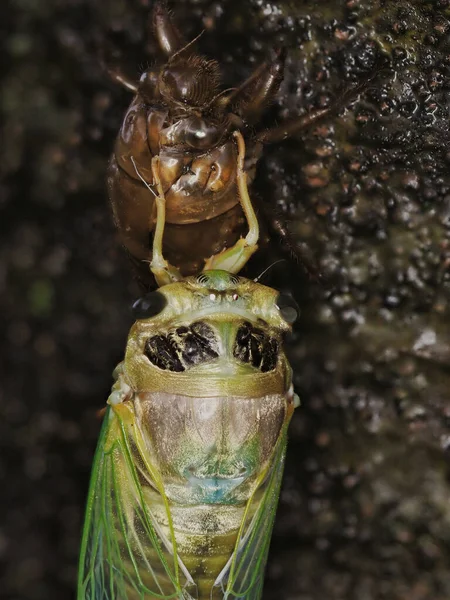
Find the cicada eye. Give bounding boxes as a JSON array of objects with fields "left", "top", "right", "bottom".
[
  {"left": 132, "top": 292, "right": 167, "bottom": 320},
  {"left": 276, "top": 293, "right": 299, "bottom": 324},
  {"left": 138, "top": 69, "right": 159, "bottom": 103},
  {"left": 160, "top": 56, "right": 221, "bottom": 106},
  {"left": 184, "top": 116, "right": 221, "bottom": 150}
]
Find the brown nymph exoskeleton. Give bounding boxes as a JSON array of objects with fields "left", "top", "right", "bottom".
[{"left": 107, "top": 1, "right": 379, "bottom": 289}]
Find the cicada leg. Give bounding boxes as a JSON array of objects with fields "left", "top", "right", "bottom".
[
  {"left": 149, "top": 156, "right": 184, "bottom": 286},
  {"left": 203, "top": 130, "right": 259, "bottom": 274},
  {"left": 153, "top": 0, "right": 185, "bottom": 57},
  {"left": 258, "top": 60, "right": 388, "bottom": 144},
  {"left": 220, "top": 48, "right": 285, "bottom": 125}
]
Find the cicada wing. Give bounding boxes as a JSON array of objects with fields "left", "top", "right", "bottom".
[
  {"left": 77, "top": 405, "right": 196, "bottom": 600},
  {"left": 213, "top": 428, "right": 289, "bottom": 600}
]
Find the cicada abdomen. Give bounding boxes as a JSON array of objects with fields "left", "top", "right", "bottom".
[{"left": 78, "top": 271, "right": 299, "bottom": 599}]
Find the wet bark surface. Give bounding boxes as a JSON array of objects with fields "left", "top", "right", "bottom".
[{"left": 1, "top": 1, "right": 449, "bottom": 599}]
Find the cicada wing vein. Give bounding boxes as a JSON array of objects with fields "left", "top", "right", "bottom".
[
  {"left": 213, "top": 425, "right": 289, "bottom": 599},
  {"left": 77, "top": 406, "right": 195, "bottom": 600}
]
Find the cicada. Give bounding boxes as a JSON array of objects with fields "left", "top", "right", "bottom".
[
  {"left": 106, "top": 1, "right": 378, "bottom": 287},
  {"left": 78, "top": 132, "right": 300, "bottom": 599}
]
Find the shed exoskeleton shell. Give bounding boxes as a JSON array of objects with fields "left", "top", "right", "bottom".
[{"left": 107, "top": 1, "right": 376, "bottom": 288}]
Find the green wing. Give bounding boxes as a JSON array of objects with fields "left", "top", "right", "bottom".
[
  {"left": 213, "top": 425, "right": 289, "bottom": 600},
  {"left": 77, "top": 405, "right": 195, "bottom": 600}
]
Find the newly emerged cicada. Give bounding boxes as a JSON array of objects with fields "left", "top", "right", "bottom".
[
  {"left": 77, "top": 272, "right": 298, "bottom": 600},
  {"left": 107, "top": 1, "right": 374, "bottom": 287},
  {"left": 78, "top": 132, "right": 300, "bottom": 599}
]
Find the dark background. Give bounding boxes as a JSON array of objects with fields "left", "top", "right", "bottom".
[{"left": 1, "top": 1, "right": 450, "bottom": 599}]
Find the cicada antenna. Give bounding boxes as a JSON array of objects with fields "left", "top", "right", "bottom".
[
  {"left": 253, "top": 259, "right": 287, "bottom": 283},
  {"left": 168, "top": 30, "right": 205, "bottom": 62},
  {"left": 206, "top": 87, "right": 238, "bottom": 108}
]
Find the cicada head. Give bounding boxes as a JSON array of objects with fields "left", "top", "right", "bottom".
[
  {"left": 159, "top": 53, "right": 221, "bottom": 108},
  {"left": 124, "top": 270, "right": 298, "bottom": 398}
]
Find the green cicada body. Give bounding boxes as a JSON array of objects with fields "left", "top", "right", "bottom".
[{"left": 78, "top": 270, "right": 299, "bottom": 600}]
